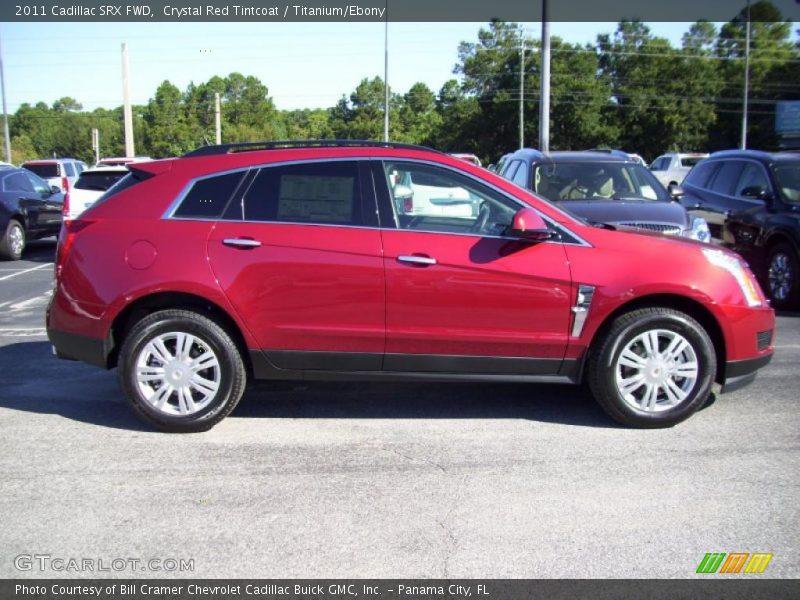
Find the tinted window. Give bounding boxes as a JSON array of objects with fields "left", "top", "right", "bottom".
[
  {"left": 512, "top": 161, "right": 529, "bottom": 188},
  {"left": 23, "top": 163, "right": 59, "bottom": 178},
  {"left": 63, "top": 162, "right": 75, "bottom": 177},
  {"left": 680, "top": 156, "right": 704, "bottom": 168},
  {"left": 235, "top": 161, "right": 363, "bottom": 226},
  {"left": 684, "top": 160, "right": 719, "bottom": 188},
  {"left": 174, "top": 172, "right": 245, "bottom": 219},
  {"left": 773, "top": 163, "right": 800, "bottom": 204},
  {"left": 503, "top": 160, "right": 520, "bottom": 181},
  {"left": 709, "top": 161, "right": 745, "bottom": 195},
  {"left": 26, "top": 172, "right": 51, "bottom": 194},
  {"left": 650, "top": 156, "right": 667, "bottom": 171},
  {"left": 383, "top": 161, "right": 518, "bottom": 236},
  {"left": 3, "top": 172, "right": 34, "bottom": 193},
  {"left": 75, "top": 171, "right": 128, "bottom": 192},
  {"left": 735, "top": 163, "right": 770, "bottom": 198}
]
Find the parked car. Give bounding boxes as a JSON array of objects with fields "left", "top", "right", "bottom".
[
  {"left": 498, "top": 149, "right": 710, "bottom": 242},
  {"left": 649, "top": 152, "right": 708, "bottom": 187},
  {"left": 389, "top": 163, "right": 475, "bottom": 218},
  {"left": 96, "top": 156, "right": 152, "bottom": 167},
  {"left": 0, "top": 167, "right": 64, "bottom": 260},
  {"left": 680, "top": 149, "right": 800, "bottom": 308},
  {"left": 449, "top": 153, "right": 482, "bottom": 167},
  {"left": 67, "top": 166, "right": 129, "bottom": 220},
  {"left": 47, "top": 140, "right": 773, "bottom": 432},
  {"left": 21, "top": 158, "right": 86, "bottom": 194}
]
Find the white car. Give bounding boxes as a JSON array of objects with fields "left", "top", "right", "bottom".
[
  {"left": 96, "top": 156, "right": 152, "bottom": 167},
  {"left": 21, "top": 158, "right": 87, "bottom": 193},
  {"left": 390, "top": 166, "right": 474, "bottom": 218},
  {"left": 649, "top": 152, "right": 708, "bottom": 187},
  {"left": 66, "top": 166, "right": 129, "bottom": 220}
]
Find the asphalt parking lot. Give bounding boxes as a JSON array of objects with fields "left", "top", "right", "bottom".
[{"left": 0, "top": 238, "right": 798, "bottom": 579}]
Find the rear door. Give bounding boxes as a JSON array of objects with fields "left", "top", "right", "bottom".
[
  {"left": 3, "top": 171, "right": 45, "bottom": 233},
  {"left": 374, "top": 160, "right": 572, "bottom": 375},
  {"left": 207, "top": 159, "right": 385, "bottom": 371}
]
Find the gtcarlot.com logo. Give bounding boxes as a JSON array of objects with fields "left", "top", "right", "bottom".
[
  {"left": 14, "top": 554, "right": 195, "bottom": 573},
  {"left": 696, "top": 552, "right": 773, "bottom": 574}
]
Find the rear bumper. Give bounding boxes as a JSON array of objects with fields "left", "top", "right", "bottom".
[
  {"left": 47, "top": 328, "right": 109, "bottom": 369},
  {"left": 720, "top": 352, "right": 773, "bottom": 394}
]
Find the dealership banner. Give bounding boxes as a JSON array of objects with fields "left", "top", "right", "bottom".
[
  {"left": 3, "top": 579, "right": 800, "bottom": 600},
  {"left": 3, "top": 0, "right": 800, "bottom": 22}
]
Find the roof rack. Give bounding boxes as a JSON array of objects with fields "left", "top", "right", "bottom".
[{"left": 182, "top": 139, "right": 441, "bottom": 158}]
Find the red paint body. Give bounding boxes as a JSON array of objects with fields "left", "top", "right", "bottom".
[{"left": 47, "top": 146, "right": 774, "bottom": 384}]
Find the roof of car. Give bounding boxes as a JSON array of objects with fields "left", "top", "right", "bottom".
[
  {"left": 508, "top": 148, "right": 635, "bottom": 163},
  {"left": 707, "top": 149, "right": 800, "bottom": 163},
  {"left": 22, "top": 158, "right": 81, "bottom": 164},
  {"left": 80, "top": 165, "right": 130, "bottom": 174}
]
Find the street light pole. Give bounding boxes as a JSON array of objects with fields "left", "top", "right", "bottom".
[
  {"left": 0, "top": 31, "right": 12, "bottom": 163},
  {"left": 539, "top": 0, "right": 551, "bottom": 153},
  {"left": 740, "top": 0, "right": 751, "bottom": 150},
  {"left": 519, "top": 28, "right": 525, "bottom": 149},
  {"left": 384, "top": 16, "right": 389, "bottom": 143}
]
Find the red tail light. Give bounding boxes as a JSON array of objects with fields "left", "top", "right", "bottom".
[
  {"left": 403, "top": 195, "right": 414, "bottom": 213},
  {"left": 61, "top": 176, "right": 69, "bottom": 192},
  {"left": 56, "top": 219, "right": 92, "bottom": 280},
  {"left": 61, "top": 176, "right": 70, "bottom": 218}
]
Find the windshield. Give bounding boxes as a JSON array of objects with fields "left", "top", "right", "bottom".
[
  {"left": 773, "top": 163, "right": 800, "bottom": 204},
  {"left": 680, "top": 157, "right": 705, "bottom": 168},
  {"left": 533, "top": 161, "right": 669, "bottom": 202}
]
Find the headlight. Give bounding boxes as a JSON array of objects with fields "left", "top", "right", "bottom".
[
  {"left": 685, "top": 217, "right": 711, "bottom": 242},
  {"left": 701, "top": 248, "right": 763, "bottom": 307}
]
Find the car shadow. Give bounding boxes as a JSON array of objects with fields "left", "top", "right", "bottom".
[
  {"left": 21, "top": 238, "right": 57, "bottom": 263},
  {"left": 0, "top": 341, "right": 627, "bottom": 431}
]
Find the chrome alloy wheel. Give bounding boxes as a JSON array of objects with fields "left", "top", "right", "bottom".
[
  {"left": 614, "top": 329, "right": 699, "bottom": 412},
  {"left": 8, "top": 224, "right": 24, "bottom": 257},
  {"left": 768, "top": 251, "right": 793, "bottom": 302},
  {"left": 135, "top": 332, "right": 221, "bottom": 416}
]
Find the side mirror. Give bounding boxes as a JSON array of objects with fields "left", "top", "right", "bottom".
[
  {"left": 740, "top": 186, "right": 771, "bottom": 201},
  {"left": 667, "top": 184, "right": 684, "bottom": 200},
  {"left": 507, "top": 207, "right": 553, "bottom": 242},
  {"left": 50, "top": 185, "right": 61, "bottom": 195}
]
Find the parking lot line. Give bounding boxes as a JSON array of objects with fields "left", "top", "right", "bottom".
[{"left": 0, "top": 263, "right": 52, "bottom": 281}]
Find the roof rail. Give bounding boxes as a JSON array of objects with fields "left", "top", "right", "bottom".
[
  {"left": 586, "top": 148, "right": 631, "bottom": 159},
  {"left": 182, "top": 139, "right": 442, "bottom": 158}
]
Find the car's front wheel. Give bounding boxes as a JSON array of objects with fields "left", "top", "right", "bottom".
[
  {"left": 766, "top": 242, "right": 799, "bottom": 309},
  {"left": 118, "top": 309, "right": 247, "bottom": 432},
  {"left": 587, "top": 307, "right": 717, "bottom": 428}
]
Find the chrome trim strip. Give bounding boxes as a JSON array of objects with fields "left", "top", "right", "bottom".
[
  {"left": 570, "top": 284, "right": 595, "bottom": 338},
  {"left": 223, "top": 238, "right": 262, "bottom": 248},
  {"left": 397, "top": 255, "right": 437, "bottom": 266}
]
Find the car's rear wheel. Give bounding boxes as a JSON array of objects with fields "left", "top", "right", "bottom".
[
  {"left": 118, "top": 309, "right": 246, "bottom": 432},
  {"left": 766, "top": 242, "right": 799, "bottom": 309},
  {"left": 0, "top": 219, "right": 25, "bottom": 261},
  {"left": 587, "top": 307, "right": 716, "bottom": 428}
]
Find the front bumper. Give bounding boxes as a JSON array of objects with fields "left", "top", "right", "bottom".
[{"left": 720, "top": 352, "right": 773, "bottom": 394}]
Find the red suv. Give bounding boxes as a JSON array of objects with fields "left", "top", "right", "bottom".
[{"left": 46, "top": 141, "right": 775, "bottom": 432}]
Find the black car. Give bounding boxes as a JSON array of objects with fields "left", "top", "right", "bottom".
[
  {"left": 681, "top": 150, "right": 800, "bottom": 308},
  {"left": 498, "top": 149, "right": 711, "bottom": 242},
  {"left": 0, "top": 167, "right": 64, "bottom": 260}
]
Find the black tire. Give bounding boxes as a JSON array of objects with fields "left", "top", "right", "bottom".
[
  {"left": 117, "top": 309, "right": 247, "bottom": 433},
  {"left": 587, "top": 307, "right": 717, "bottom": 428},
  {"left": 765, "top": 242, "right": 800, "bottom": 310},
  {"left": 0, "top": 219, "right": 25, "bottom": 261}
]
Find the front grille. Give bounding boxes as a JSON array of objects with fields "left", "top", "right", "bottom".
[
  {"left": 757, "top": 330, "right": 773, "bottom": 351},
  {"left": 618, "top": 222, "right": 682, "bottom": 236}
]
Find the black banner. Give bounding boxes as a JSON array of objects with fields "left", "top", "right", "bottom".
[
  {"left": 3, "top": 0, "right": 800, "bottom": 23},
  {"left": 3, "top": 580, "right": 800, "bottom": 600}
]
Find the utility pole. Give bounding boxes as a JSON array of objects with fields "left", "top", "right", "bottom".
[
  {"left": 214, "top": 93, "right": 221, "bottom": 144},
  {"left": 0, "top": 31, "right": 12, "bottom": 163},
  {"left": 121, "top": 43, "right": 135, "bottom": 157},
  {"left": 740, "top": 0, "right": 751, "bottom": 150},
  {"left": 519, "top": 28, "right": 525, "bottom": 149},
  {"left": 91, "top": 128, "right": 100, "bottom": 164},
  {"left": 383, "top": 17, "right": 389, "bottom": 143},
  {"left": 539, "top": 0, "right": 551, "bottom": 153}
]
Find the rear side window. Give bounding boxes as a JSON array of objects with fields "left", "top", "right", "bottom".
[
  {"left": 173, "top": 171, "right": 245, "bottom": 219},
  {"left": 232, "top": 161, "right": 364, "bottom": 226},
  {"left": 512, "top": 161, "right": 529, "bottom": 188},
  {"left": 3, "top": 172, "right": 34, "bottom": 193},
  {"left": 63, "top": 162, "right": 75, "bottom": 177},
  {"left": 684, "top": 161, "right": 719, "bottom": 189},
  {"left": 23, "top": 163, "right": 59, "bottom": 178}
]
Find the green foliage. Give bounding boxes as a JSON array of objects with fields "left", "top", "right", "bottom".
[{"left": 7, "top": 3, "right": 799, "bottom": 164}]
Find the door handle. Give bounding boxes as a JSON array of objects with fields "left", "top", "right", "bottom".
[
  {"left": 397, "top": 255, "right": 437, "bottom": 266},
  {"left": 223, "top": 238, "right": 261, "bottom": 248}
]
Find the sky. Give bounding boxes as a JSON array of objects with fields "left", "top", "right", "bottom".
[{"left": 0, "top": 21, "right": 777, "bottom": 113}]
